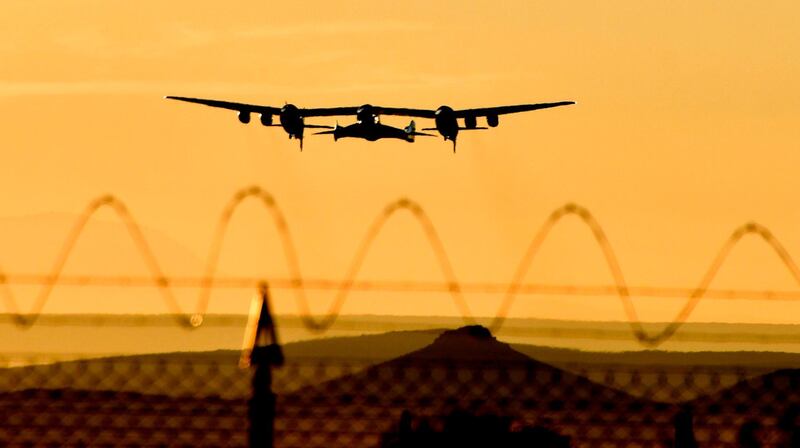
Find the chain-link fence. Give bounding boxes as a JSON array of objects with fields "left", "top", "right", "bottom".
[{"left": 2, "top": 326, "right": 799, "bottom": 447}]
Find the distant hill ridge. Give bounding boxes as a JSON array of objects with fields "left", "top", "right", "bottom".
[{"left": 2, "top": 326, "right": 800, "bottom": 401}]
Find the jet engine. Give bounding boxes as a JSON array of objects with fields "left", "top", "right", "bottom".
[
  {"left": 260, "top": 113, "right": 273, "bottom": 126},
  {"left": 238, "top": 111, "right": 251, "bottom": 124},
  {"left": 487, "top": 114, "right": 499, "bottom": 127}
]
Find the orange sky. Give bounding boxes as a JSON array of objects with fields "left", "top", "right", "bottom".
[{"left": 0, "top": 1, "right": 799, "bottom": 327}]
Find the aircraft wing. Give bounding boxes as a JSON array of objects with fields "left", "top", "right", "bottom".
[
  {"left": 165, "top": 96, "right": 281, "bottom": 115},
  {"left": 369, "top": 102, "right": 574, "bottom": 119},
  {"left": 166, "top": 96, "right": 361, "bottom": 117},
  {"left": 454, "top": 101, "right": 575, "bottom": 118},
  {"left": 166, "top": 96, "right": 575, "bottom": 119}
]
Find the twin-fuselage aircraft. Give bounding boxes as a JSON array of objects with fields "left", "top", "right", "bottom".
[{"left": 165, "top": 96, "right": 575, "bottom": 152}]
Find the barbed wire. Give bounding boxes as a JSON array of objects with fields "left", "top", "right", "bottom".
[
  {"left": 0, "top": 185, "right": 799, "bottom": 347},
  {"left": 5, "top": 274, "right": 800, "bottom": 299}
]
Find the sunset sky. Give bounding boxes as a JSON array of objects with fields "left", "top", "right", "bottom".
[{"left": 0, "top": 1, "right": 799, "bottom": 328}]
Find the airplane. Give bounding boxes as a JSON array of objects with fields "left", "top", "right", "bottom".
[{"left": 165, "top": 96, "right": 575, "bottom": 152}]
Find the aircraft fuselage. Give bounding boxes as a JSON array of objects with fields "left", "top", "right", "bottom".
[{"left": 330, "top": 120, "right": 414, "bottom": 142}]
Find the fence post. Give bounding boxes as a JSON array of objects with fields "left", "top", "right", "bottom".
[{"left": 242, "top": 282, "right": 284, "bottom": 448}]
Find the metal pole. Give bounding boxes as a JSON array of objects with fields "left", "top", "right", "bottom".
[{"left": 245, "top": 283, "right": 284, "bottom": 448}]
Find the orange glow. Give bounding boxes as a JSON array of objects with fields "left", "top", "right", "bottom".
[{"left": 0, "top": 1, "right": 799, "bottom": 331}]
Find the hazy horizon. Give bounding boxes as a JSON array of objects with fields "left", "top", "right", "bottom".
[{"left": 4, "top": 313, "right": 800, "bottom": 359}]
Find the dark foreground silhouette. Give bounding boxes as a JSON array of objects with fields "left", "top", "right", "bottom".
[
  {"left": 380, "top": 409, "right": 570, "bottom": 448},
  {"left": 2, "top": 326, "right": 800, "bottom": 447}
]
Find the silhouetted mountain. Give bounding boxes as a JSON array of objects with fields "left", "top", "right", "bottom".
[
  {"left": 392, "top": 325, "right": 529, "bottom": 362},
  {"left": 283, "top": 328, "right": 441, "bottom": 360},
  {"left": 4, "top": 325, "right": 796, "bottom": 406},
  {"left": 284, "top": 325, "right": 676, "bottom": 448},
  {"left": 0, "top": 329, "right": 442, "bottom": 399}
]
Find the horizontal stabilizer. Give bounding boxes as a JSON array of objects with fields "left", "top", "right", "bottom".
[
  {"left": 313, "top": 129, "right": 335, "bottom": 135},
  {"left": 421, "top": 127, "right": 486, "bottom": 131},
  {"left": 305, "top": 124, "right": 334, "bottom": 129},
  {"left": 410, "top": 131, "right": 435, "bottom": 137}
]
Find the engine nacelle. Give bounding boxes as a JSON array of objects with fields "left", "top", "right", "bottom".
[
  {"left": 486, "top": 114, "right": 499, "bottom": 127},
  {"left": 238, "top": 111, "right": 251, "bottom": 124},
  {"left": 464, "top": 115, "right": 477, "bottom": 129},
  {"left": 260, "top": 113, "right": 273, "bottom": 126}
]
